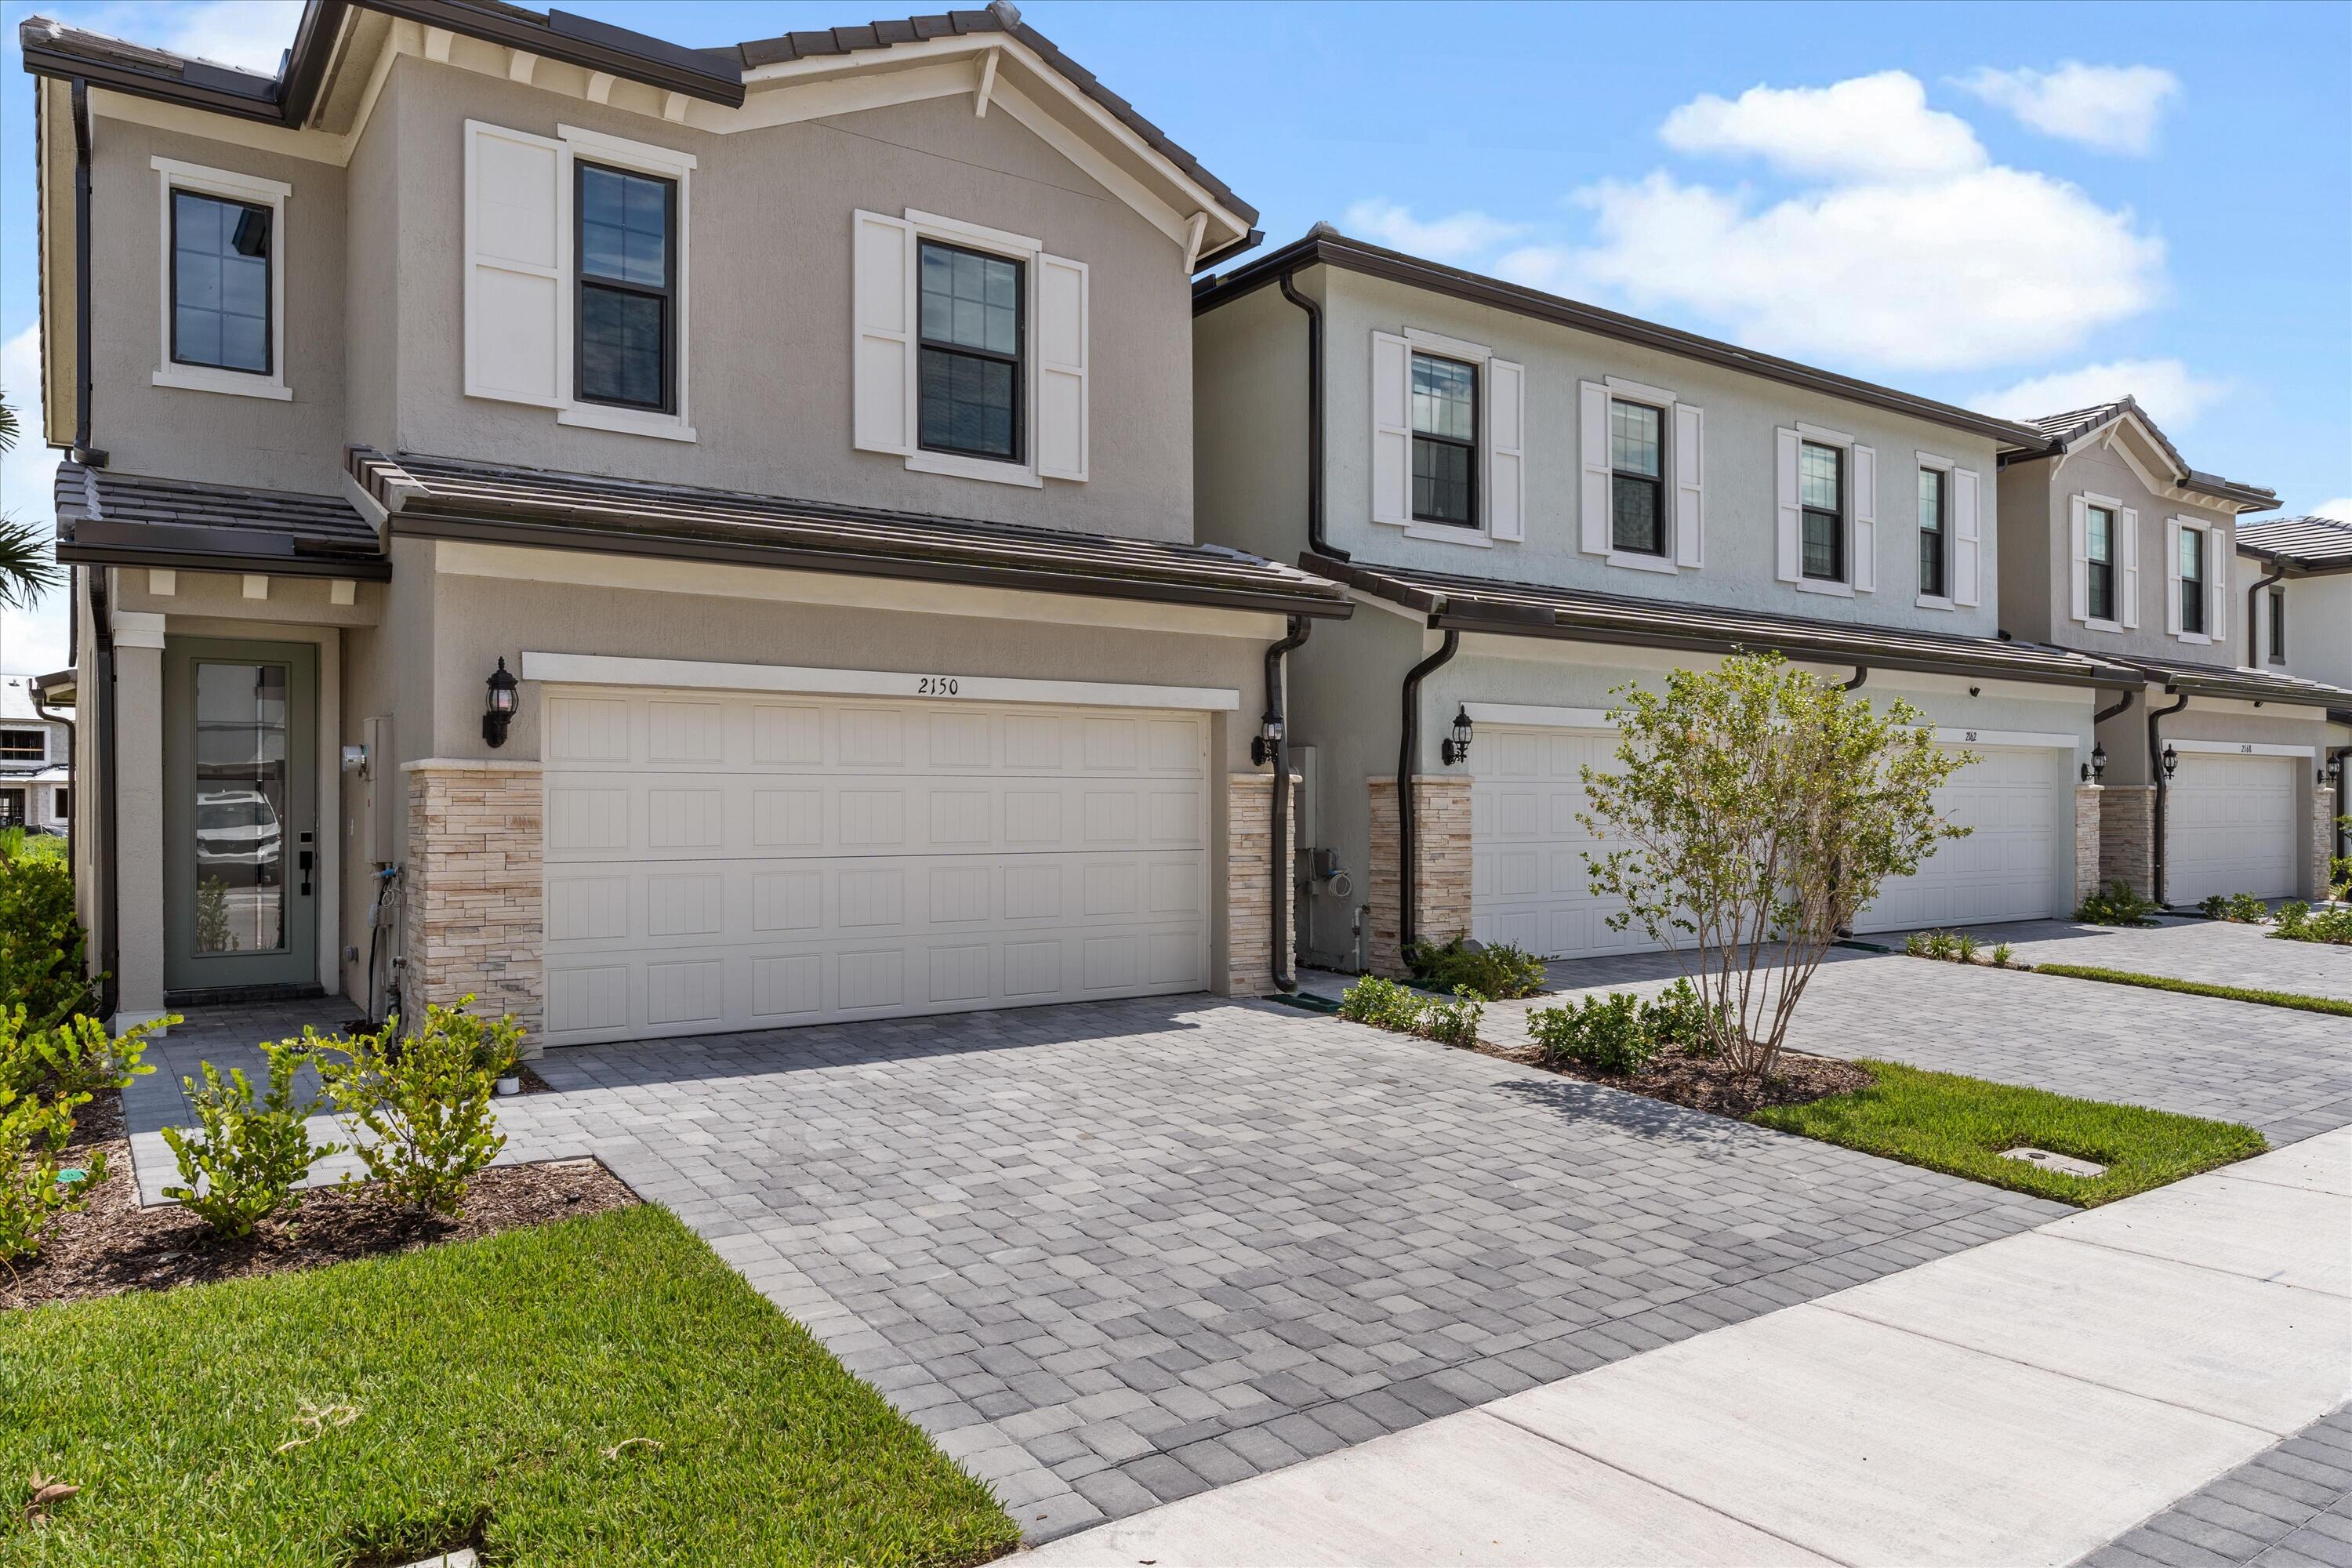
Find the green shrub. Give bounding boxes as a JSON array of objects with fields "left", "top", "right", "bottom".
[
  {"left": 1955, "top": 933, "right": 1980, "bottom": 963},
  {"left": 0, "top": 829, "right": 94, "bottom": 1028},
  {"left": 162, "top": 1041, "right": 340, "bottom": 1239},
  {"left": 0, "top": 1006, "right": 166, "bottom": 1103},
  {"left": 0, "top": 1083, "right": 100, "bottom": 1261},
  {"left": 1527, "top": 992, "right": 1657, "bottom": 1076},
  {"left": 1403, "top": 937, "right": 1547, "bottom": 1000},
  {"left": 2272, "top": 901, "right": 2352, "bottom": 946},
  {"left": 2199, "top": 891, "right": 2270, "bottom": 924},
  {"left": 2076, "top": 880, "right": 2161, "bottom": 927},
  {"left": 1991, "top": 943, "right": 2014, "bottom": 969},
  {"left": 1338, "top": 975, "right": 1425, "bottom": 1031},
  {"left": 1642, "top": 978, "right": 1717, "bottom": 1054},
  {"left": 320, "top": 999, "right": 517, "bottom": 1217},
  {"left": 1419, "top": 990, "right": 1484, "bottom": 1049}
]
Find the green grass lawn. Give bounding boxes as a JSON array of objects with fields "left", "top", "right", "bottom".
[
  {"left": 0, "top": 1205, "right": 1018, "bottom": 1568},
  {"left": 1751, "top": 1062, "right": 2267, "bottom": 1207},
  {"left": 2029, "top": 963, "right": 2352, "bottom": 1018}
]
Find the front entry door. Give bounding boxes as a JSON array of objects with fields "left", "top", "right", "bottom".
[{"left": 164, "top": 638, "right": 319, "bottom": 993}]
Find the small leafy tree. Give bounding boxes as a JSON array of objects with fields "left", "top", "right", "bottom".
[
  {"left": 162, "top": 1041, "right": 340, "bottom": 1238},
  {"left": 1580, "top": 654, "right": 1969, "bottom": 1088},
  {"left": 321, "top": 999, "right": 517, "bottom": 1217},
  {"left": 0, "top": 1007, "right": 165, "bottom": 1102}
]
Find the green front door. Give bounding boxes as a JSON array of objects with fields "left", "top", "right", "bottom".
[{"left": 163, "top": 638, "right": 320, "bottom": 993}]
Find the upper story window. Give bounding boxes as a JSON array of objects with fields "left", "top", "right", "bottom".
[
  {"left": 2085, "top": 504, "right": 2117, "bottom": 622},
  {"left": 1917, "top": 465, "right": 1947, "bottom": 599},
  {"left": 917, "top": 241, "right": 1023, "bottom": 463},
  {"left": 2177, "top": 524, "right": 2207, "bottom": 636},
  {"left": 1610, "top": 400, "right": 1665, "bottom": 555},
  {"left": 0, "top": 730, "right": 45, "bottom": 762},
  {"left": 575, "top": 162, "right": 676, "bottom": 413},
  {"left": 1799, "top": 440, "right": 1844, "bottom": 581},
  {"left": 1410, "top": 352, "right": 1479, "bottom": 528},
  {"left": 172, "top": 191, "right": 270, "bottom": 376},
  {"left": 2269, "top": 586, "right": 2287, "bottom": 662}
]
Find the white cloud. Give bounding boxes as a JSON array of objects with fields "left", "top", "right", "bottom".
[
  {"left": 1661, "top": 71, "right": 1985, "bottom": 182},
  {"left": 1, "top": 325, "right": 70, "bottom": 677},
  {"left": 1496, "top": 71, "right": 2169, "bottom": 374},
  {"left": 1341, "top": 199, "right": 1525, "bottom": 263},
  {"left": 1970, "top": 358, "right": 2228, "bottom": 429},
  {"left": 1957, "top": 63, "right": 2180, "bottom": 155},
  {"left": 2313, "top": 498, "right": 2352, "bottom": 524}
]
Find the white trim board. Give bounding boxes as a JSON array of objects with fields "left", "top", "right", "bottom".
[
  {"left": 520, "top": 652, "right": 1241, "bottom": 711},
  {"left": 1926, "top": 728, "right": 2080, "bottom": 751},
  {"left": 2165, "top": 739, "right": 2317, "bottom": 760},
  {"left": 1464, "top": 704, "right": 1619, "bottom": 731}
]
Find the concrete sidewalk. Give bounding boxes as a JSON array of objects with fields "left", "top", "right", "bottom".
[{"left": 1028, "top": 1131, "right": 2352, "bottom": 1567}]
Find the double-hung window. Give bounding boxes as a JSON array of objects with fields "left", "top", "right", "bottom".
[
  {"left": 1799, "top": 440, "right": 1844, "bottom": 581},
  {"left": 1917, "top": 466, "right": 1947, "bottom": 599},
  {"left": 0, "top": 731, "right": 44, "bottom": 763},
  {"left": 172, "top": 191, "right": 271, "bottom": 376},
  {"left": 917, "top": 240, "right": 1023, "bottom": 463},
  {"left": 1410, "top": 352, "right": 1478, "bottom": 528},
  {"left": 2085, "top": 505, "right": 2118, "bottom": 622},
  {"left": 2178, "top": 526, "right": 2207, "bottom": 636},
  {"left": 1610, "top": 400, "right": 1665, "bottom": 555},
  {"left": 575, "top": 162, "right": 676, "bottom": 412},
  {"left": 2269, "top": 586, "right": 2287, "bottom": 662}
]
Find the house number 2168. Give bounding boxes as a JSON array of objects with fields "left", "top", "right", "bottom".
[{"left": 916, "top": 676, "right": 961, "bottom": 696}]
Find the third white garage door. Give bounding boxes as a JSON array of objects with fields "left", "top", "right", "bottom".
[
  {"left": 539, "top": 687, "right": 1209, "bottom": 1046},
  {"left": 1472, "top": 726, "right": 2065, "bottom": 959},
  {"left": 2166, "top": 750, "right": 2299, "bottom": 902}
]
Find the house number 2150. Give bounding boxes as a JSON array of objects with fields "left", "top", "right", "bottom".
[{"left": 916, "top": 676, "right": 962, "bottom": 696}]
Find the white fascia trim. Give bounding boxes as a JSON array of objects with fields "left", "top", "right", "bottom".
[
  {"left": 520, "top": 652, "right": 1241, "bottom": 711},
  {"left": 151, "top": 156, "right": 291, "bottom": 401},
  {"left": 1604, "top": 375, "right": 1676, "bottom": 408},
  {"left": 1926, "top": 727, "right": 2080, "bottom": 751},
  {"left": 1403, "top": 326, "right": 1491, "bottom": 363},
  {"left": 1464, "top": 703, "right": 1617, "bottom": 731},
  {"left": 2167, "top": 739, "right": 2317, "bottom": 760}
]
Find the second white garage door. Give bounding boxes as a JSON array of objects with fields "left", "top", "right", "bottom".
[
  {"left": 1472, "top": 727, "right": 2065, "bottom": 959},
  {"left": 2167, "top": 750, "right": 2298, "bottom": 902},
  {"left": 540, "top": 687, "right": 1210, "bottom": 1046}
]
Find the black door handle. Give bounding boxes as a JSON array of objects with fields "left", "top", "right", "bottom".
[{"left": 299, "top": 848, "right": 314, "bottom": 897}]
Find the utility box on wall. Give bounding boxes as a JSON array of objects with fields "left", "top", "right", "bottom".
[{"left": 362, "top": 716, "right": 397, "bottom": 863}]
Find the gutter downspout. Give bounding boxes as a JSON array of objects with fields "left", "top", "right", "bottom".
[
  {"left": 2148, "top": 688, "right": 2190, "bottom": 908},
  {"left": 1840, "top": 666, "right": 1868, "bottom": 691},
  {"left": 29, "top": 687, "right": 75, "bottom": 879},
  {"left": 90, "top": 566, "right": 119, "bottom": 1022},
  {"left": 68, "top": 78, "right": 106, "bottom": 468},
  {"left": 1276, "top": 267, "right": 1345, "bottom": 563},
  {"left": 2245, "top": 558, "right": 2290, "bottom": 670},
  {"left": 1261, "top": 615, "right": 1311, "bottom": 993},
  {"left": 1396, "top": 628, "right": 1460, "bottom": 960},
  {"left": 2331, "top": 745, "right": 2351, "bottom": 879}
]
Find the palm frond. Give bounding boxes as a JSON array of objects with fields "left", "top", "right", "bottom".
[{"left": 0, "top": 514, "right": 63, "bottom": 609}]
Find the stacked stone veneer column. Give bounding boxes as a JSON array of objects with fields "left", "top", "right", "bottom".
[
  {"left": 2073, "top": 785, "right": 2103, "bottom": 909},
  {"left": 2315, "top": 789, "right": 2342, "bottom": 900},
  {"left": 1225, "top": 772, "right": 1299, "bottom": 997},
  {"left": 402, "top": 760, "right": 545, "bottom": 1052},
  {"left": 1366, "top": 775, "right": 1472, "bottom": 979},
  {"left": 2099, "top": 784, "right": 2156, "bottom": 899}
]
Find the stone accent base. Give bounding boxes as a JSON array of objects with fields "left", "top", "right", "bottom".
[
  {"left": 2074, "top": 785, "right": 2103, "bottom": 909},
  {"left": 2315, "top": 789, "right": 2341, "bottom": 901},
  {"left": 2099, "top": 785, "right": 2155, "bottom": 900},
  {"left": 403, "top": 760, "right": 545, "bottom": 1052},
  {"left": 1225, "top": 772, "right": 1299, "bottom": 997},
  {"left": 1367, "top": 775, "right": 1472, "bottom": 979}
]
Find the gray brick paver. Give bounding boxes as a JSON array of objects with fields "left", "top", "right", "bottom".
[{"left": 2077, "top": 1408, "right": 2352, "bottom": 1568}]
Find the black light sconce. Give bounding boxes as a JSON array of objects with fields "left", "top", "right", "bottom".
[
  {"left": 1250, "top": 711, "right": 1283, "bottom": 768},
  {"left": 2325, "top": 754, "right": 2342, "bottom": 787},
  {"left": 2082, "top": 740, "right": 2107, "bottom": 784},
  {"left": 2160, "top": 741, "right": 2180, "bottom": 780},
  {"left": 482, "top": 657, "right": 519, "bottom": 748},
  {"left": 1441, "top": 706, "right": 1474, "bottom": 766}
]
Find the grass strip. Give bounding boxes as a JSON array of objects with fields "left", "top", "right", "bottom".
[
  {"left": 2031, "top": 963, "right": 2352, "bottom": 1018},
  {"left": 0, "top": 1203, "right": 1018, "bottom": 1568},
  {"left": 1750, "top": 1061, "right": 2266, "bottom": 1207}
]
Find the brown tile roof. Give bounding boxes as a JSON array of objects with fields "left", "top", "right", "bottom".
[
  {"left": 2237, "top": 514, "right": 2352, "bottom": 568},
  {"left": 352, "top": 448, "right": 1350, "bottom": 616},
  {"left": 2020, "top": 396, "right": 2276, "bottom": 511},
  {"left": 1309, "top": 553, "right": 2130, "bottom": 690},
  {"left": 52, "top": 462, "right": 387, "bottom": 577},
  {"left": 2106, "top": 651, "right": 2352, "bottom": 709}
]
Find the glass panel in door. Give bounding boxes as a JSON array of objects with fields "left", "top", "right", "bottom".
[{"left": 193, "top": 661, "right": 291, "bottom": 956}]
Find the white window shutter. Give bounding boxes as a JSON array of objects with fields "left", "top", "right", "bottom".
[
  {"left": 464, "top": 121, "right": 568, "bottom": 409},
  {"left": 1850, "top": 444, "right": 1878, "bottom": 592},
  {"left": 2165, "top": 520, "right": 2183, "bottom": 636},
  {"left": 1035, "top": 252, "right": 1089, "bottom": 481},
  {"left": 1673, "top": 402, "right": 1704, "bottom": 568},
  {"left": 1486, "top": 358, "right": 1525, "bottom": 541},
  {"left": 1580, "top": 382, "right": 1612, "bottom": 555},
  {"left": 1951, "top": 466, "right": 1981, "bottom": 607},
  {"left": 2118, "top": 507, "right": 2140, "bottom": 628},
  {"left": 1371, "top": 332, "right": 1410, "bottom": 526},
  {"left": 2068, "top": 495, "right": 2089, "bottom": 622},
  {"left": 852, "top": 210, "right": 915, "bottom": 456},
  {"left": 2209, "top": 531, "right": 2227, "bottom": 641},
  {"left": 1774, "top": 427, "right": 1802, "bottom": 582}
]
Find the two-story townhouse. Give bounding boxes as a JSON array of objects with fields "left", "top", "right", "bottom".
[
  {"left": 1195, "top": 227, "right": 2132, "bottom": 976},
  {"left": 1999, "top": 400, "right": 2348, "bottom": 905},
  {"left": 0, "top": 675, "right": 72, "bottom": 833},
  {"left": 2234, "top": 514, "right": 2352, "bottom": 868},
  {"left": 25, "top": 0, "right": 1352, "bottom": 1041}
]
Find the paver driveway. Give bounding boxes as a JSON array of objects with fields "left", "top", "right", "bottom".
[
  {"left": 489, "top": 996, "right": 2064, "bottom": 1540},
  {"left": 1876, "top": 916, "right": 2352, "bottom": 1004}
]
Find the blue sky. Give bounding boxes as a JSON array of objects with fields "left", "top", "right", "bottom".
[{"left": 3, "top": 0, "right": 2347, "bottom": 671}]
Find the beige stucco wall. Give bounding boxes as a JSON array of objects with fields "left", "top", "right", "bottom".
[{"left": 1194, "top": 281, "right": 1311, "bottom": 568}]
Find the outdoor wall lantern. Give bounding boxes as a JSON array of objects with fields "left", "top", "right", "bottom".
[
  {"left": 483, "top": 657, "right": 520, "bottom": 748},
  {"left": 2082, "top": 741, "right": 2107, "bottom": 783},
  {"left": 2160, "top": 741, "right": 2180, "bottom": 780},
  {"left": 1442, "top": 706, "right": 1474, "bottom": 766},
  {"left": 1250, "top": 711, "right": 1284, "bottom": 768},
  {"left": 2325, "top": 754, "right": 2342, "bottom": 786}
]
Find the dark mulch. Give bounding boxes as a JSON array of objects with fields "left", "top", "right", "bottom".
[
  {"left": 10, "top": 1093, "right": 637, "bottom": 1312},
  {"left": 1485, "top": 1039, "right": 1875, "bottom": 1116}
]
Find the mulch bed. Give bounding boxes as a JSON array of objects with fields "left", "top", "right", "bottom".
[
  {"left": 9, "top": 1091, "right": 636, "bottom": 1313},
  {"left": 1481, "top": 1038, "right": 1875, "bottom": 1116}
]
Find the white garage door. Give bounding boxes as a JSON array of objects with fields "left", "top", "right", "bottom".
[
  {"left": 2168, "top": 751, "right": 2297, "bottom": 902},
  {"left": 1855, "top": 746, "right": 2063, "bottom": 933},
  {"left": 540, "top": 687, "right": 1210, "bottom": 1046}
]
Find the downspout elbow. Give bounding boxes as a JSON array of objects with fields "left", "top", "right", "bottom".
[
  {"left": 2147, "top": 687, "right": 2191, "bottom": 908},
  {"left": 1276, "top": 268, "right": 1343, "bottom": 562},
  {"left": 1840, "top": 666, "right": 1868, "bottom": 691},
  {"left": 1262, "top": 615, "right": 1312, "bottom": 994},
  {"left": 2245, "top": 560, "right": 2289, "bottom": 668}
]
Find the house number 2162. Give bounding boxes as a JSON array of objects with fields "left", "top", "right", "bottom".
[{"left": 916, "top": 676, "right": 962, "bottom": 696}]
